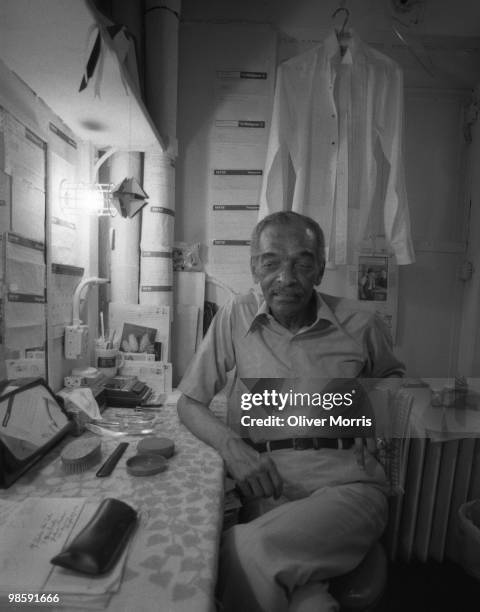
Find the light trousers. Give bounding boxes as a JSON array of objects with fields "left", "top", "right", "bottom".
[{"left": 217, "top": 447, "right": 389, "bottom": 612}]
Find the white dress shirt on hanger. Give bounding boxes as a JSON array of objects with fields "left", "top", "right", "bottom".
[{"left": 259, "top": 30, "right": 415, "bottom": 266}]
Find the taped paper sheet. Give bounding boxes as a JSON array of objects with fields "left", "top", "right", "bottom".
[
  {"left": 3, "top": 232, "right": 46, "bottom": 356},
  {"left": 141, "top": 151, "right": 175, "bottom": 248},
  {"left": 140, "top": 152, "right": 174, "bottom": 307},
  {"left": 138, "top": 286, "right": 173, "bottom": 308},
  {"left": 2, "top": 111, "right": 45, "bottom": 191},
  {"left": 50, "top": 152, "right": 78, "bottom": 266}
]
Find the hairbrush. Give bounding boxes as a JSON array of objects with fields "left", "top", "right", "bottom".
[{"left": 61, "top": 437, "right": 102, "bottom": 474}]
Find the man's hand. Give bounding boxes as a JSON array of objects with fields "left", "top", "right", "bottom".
[
  {"left": 177, "top": 394, "right": 283, "bottom": 499},
  {"left": 222, "top": 438, "right": 283, "bottom": 500}
]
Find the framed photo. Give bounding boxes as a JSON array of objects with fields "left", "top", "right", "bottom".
[
  {"left": 120, "top": 323, "right": 157, "bottom": 354},
  {"left": 358, "top": 256, "right": 389, "bottom": 302}
]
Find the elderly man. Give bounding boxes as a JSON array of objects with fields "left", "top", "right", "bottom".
[{"left": 178, "top": 212, "right": 404, "bottom": 612}]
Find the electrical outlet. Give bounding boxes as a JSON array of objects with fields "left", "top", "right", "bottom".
[{"left": 65, "top": 325, "right": 89, "bottom": 359}]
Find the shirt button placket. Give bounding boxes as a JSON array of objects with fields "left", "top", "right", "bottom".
[{"left": 290, "top": 336, "right": 301, "bottom": 377}]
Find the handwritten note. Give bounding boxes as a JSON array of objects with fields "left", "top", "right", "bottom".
[{"left": 0, "top": 497, "right": 85, "bottom": 590}]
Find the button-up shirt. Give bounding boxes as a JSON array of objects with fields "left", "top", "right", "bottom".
[
  {"left": 259, "top": 30, "right": 415, "bottom": 266},
  {"left": 179, "top": 289, "right": 405, "bottom": 437}
]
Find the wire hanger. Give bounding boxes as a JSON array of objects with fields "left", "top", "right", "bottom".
[
  {"left": 332, "top": 7, "right": 351, "bottom": 54},
  {"left": 332, "top": 7, "right": 350, "bottom": 36}
]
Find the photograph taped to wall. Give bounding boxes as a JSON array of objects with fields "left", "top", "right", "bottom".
[
  {"left": 358, "top": 255, "right": 389, "bottom": 302},
  {"left": 120, "top": 323, "right": 157, "bottom": 356},
  {"left": 347, "top": 254, "right": 398, "bottom": 340}
]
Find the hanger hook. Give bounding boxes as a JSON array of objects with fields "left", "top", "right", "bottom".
[{"left": 332, "top": 7, "right": 350, "bottom": 34}]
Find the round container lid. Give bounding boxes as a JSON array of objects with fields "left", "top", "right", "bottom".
[
  {"left": 126, "top": 454, "right": 168, "bottom": 477},
  {"left": 137, "top": 436, "right": 175, "bottom": 459}
]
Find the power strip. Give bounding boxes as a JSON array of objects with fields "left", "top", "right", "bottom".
[{"left": 65, "top": 324, "right": 89, "bottom": 359}]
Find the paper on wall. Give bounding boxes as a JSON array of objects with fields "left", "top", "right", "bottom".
[
  {"left": 4, "top": 325, "right": 45, "bottom": 357},
  {"left": 141, "top": 151, "right": 175, "bottom": 248},
  {"left": 214, "top": 93, "right": 270, "bottom": 120},
  {"left": 213, "top": 121, "right": 268, "bottom": 145},
  {"left": 6, "top": 235, "right": 44, "bottom": 265},
  {"left": 110, "top": 264, "right": 140, "bottom": 304},
  {"left": 1, "top": 110, "right": 46, "bottom": 242},
  {"left": 109, "top": 214, "right": 140, "bottom": 304},
  {"left": 140, "top": 206, "right": 174, "bottom": 249},
  {"left": 2, "top": 112, "right": 45, "bottom": 191},
  {"left": 210, "top": 242, "right": 251, "bottom": 267},
  {"left": 50, "top": 152, "right": 78, "bottom": 266},
  {"left": 211, "top": 204, "right": 259, "bottom": 241},
  {"left": 138, "top": 287, "right": 173, "bottom": 308},
  {"left": 50, "top": 218, "right": 77, "bottom": 266},
  {"left": 139, "top": 251, "right": 173, "bottom": 286},
  {"left": 140, "top": 152, "right": 175, "bottom": 308},
  {"left": 10, "top": 177, "right": 45, "bottom": 242},
  {"left": 6, "top": 259, "right": 45, "bottom": 296},
  {"left": 211, "top": 168, "right": 263, "bottom": 192},
  {"left": 215, "top": 71, "right": 270, "bottom": 96},
  {"left": 109, "top": 302, "right": 171, "bottom": 361},
  {"left": 5, "top": 232, "right": 45, "bottom": 299},
  {"left": 143, "top": 151, "right": 175, "bottom": 204}
]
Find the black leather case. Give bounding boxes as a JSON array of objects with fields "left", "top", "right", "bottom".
[{"left": 50, "top": 498, "right": 137, "bottom": 575}]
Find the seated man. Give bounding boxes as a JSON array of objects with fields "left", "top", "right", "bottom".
[{"left": 177, "top": 211, "right": 404, "bottom": 612}]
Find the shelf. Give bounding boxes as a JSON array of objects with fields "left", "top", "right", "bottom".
[{"left": 0, "top": 0, "right": 164, "bottom": 152}]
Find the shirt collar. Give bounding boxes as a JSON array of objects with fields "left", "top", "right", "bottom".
[
  {"left": 324, "top": 28, "right": 360, "bottom": 65},
  {"left": 247, "top": 291, "right": 337, "bottom": 335}
]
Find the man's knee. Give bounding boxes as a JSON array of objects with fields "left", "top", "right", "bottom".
[
  {"left": 220, "top": 522, "right": 267, "bottom": 574},
  {"left": 218, "top": 523, "right": 289, "bottom": 612}
]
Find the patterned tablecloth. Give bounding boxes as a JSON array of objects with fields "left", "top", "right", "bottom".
[{"left": 1, "top": 392, "right": 225, "bottom": 612}]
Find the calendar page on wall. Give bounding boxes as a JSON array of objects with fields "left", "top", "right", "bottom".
[
  {"left": 0, "top": 106, "right": 47, "bottom": 380},
  {"left": 47, "top": 125, "right": 84, "bottom": 341}
]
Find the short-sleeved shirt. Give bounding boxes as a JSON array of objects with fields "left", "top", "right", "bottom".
[{"left": 178, "top": 290, "right": 405, "bottom": 437}]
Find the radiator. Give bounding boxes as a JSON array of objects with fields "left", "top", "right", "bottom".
[{"left": 387, "top": 436, "right": 480, "bottom": 563}]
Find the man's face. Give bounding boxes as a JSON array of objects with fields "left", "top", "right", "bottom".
[{"left": 251, "top": 222, "right": 324, "bottom": 321}]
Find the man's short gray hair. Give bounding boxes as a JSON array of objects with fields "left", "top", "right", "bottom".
[{"left": 250, "top": 211, "right": 325, "bottom": 263}]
